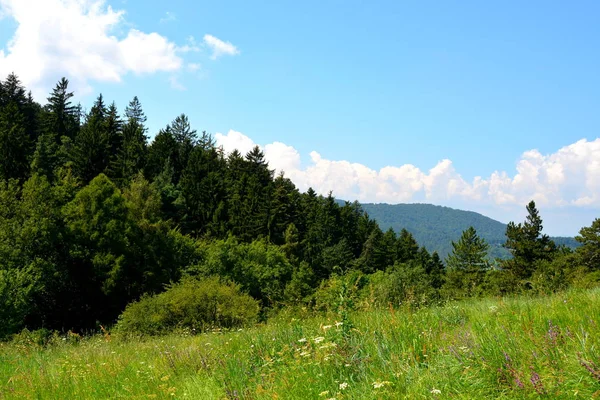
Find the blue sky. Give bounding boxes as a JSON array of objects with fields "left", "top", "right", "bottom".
[{"left": 1, "top": 0, "right": 599, "bottom": 235}]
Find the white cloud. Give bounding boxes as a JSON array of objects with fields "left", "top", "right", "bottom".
[
  {"left": 203, "top": 34, "right": 240, "bottom": 60},
  {"left": 0, "top": 0, "right": 194, "bottom": 98},
  {"left": 215, "top": 130, "right": 600, "bottom": 213}
]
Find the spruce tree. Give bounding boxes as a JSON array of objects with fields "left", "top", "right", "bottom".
[
  {"left": 503, "top": 201, "right": 556, "bottom": 280},
  {"left": 443, "top": 227, "right": 489, "bottom": 298}
]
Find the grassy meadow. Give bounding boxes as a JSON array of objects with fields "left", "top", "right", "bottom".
[{"left": 1, "top": 288, "right": 600, "bottom": 399}]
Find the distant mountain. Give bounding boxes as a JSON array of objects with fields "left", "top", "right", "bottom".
[{"left": 352, "top": 202, "right": 579, "bottom": 260}]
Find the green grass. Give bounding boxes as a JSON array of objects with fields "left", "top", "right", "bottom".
[{"left": 2, "top": 289, "right": 600, "bottom": 399}]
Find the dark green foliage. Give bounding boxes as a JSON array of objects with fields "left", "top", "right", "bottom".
[
  {"left": 189, "top": 237, "right": 293, "bottom": 308},
  {"left": 116, "top": 276, "right": 259, "bottom": 336},
  {"left": 575, "top": 218, "right": 600, "bottom": 270},
  {"left": 43, "top": 77, "right": 79, "bottom": 141},
  {"left": 0, "top": 72, "right": 596, "bottom": 338},
  {"left": 502, "top": 201, "right": 557, "bottom": 280},
  {"left": 0, "top": 74, "right": 33, "bottom": 181},
  {"left": 442, "top": 227, "right": 489, "bottom": 299},
  {"left": 71, "top": 95, "right": 111, "bottom": 183},
  {"left": 357, "top": 202, "right": 580, "bottom": 259},
  {"left": 111, "top": 97, "right": 147, "bottom": 184}
]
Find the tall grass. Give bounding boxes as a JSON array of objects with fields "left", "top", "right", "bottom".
[{"left": 1, "top": 288, "right": 599, "bottom": 399}]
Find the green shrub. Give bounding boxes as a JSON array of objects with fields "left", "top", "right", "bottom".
[
  {"left": 312, "top": 271, "right": 367, "bottom": 313},
  {"left": 189, "top": 237, "right": 293, "bottom": 308},
  {"left": 362, "top": 262, "right": 438, "bottom": 309},
  {"left": 116, "top": 276, "right": 259, "bottom": 336}
]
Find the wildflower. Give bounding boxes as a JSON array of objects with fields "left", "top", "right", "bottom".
[
  {"left": 431, "top": 388, "right": 441, "bottom": 395},
  {"left": 322, "top": 325, "right": 332, "bottom": 330},
  {"left": 300, "top": 351, "right": 311, "bottom": 357},
  {"left": 318, "top": 391, "right": 329, "bottom": 397},
  {"left": 335, "top": 321, "right": 343, "bottom": 327},
  {"left": 314, "top": 336, "right": 325, "bottom": 344},
  {"left": 339, "top": 382, "right": 349, "bottom": 390},
  {"left": 298, "top": 338, "right": 307, "bottom": 343},
  {"left": 372, "top": 380, "right": 392, "bottom": 389}
]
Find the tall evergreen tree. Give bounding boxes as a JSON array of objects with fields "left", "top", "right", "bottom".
[
  {"left": 112, "top": 97, "right": 147, "bottom": 184},
  {"left": 575, "top": 218, "right": 600, "bottom": 270},
  {"left": 71, "top": 94, "right": 110, "bottom": 183},
  {"left": 503, "top": 201, "right": 557, "bottom": 280},
  {"left": 443, "top": 226, "right": 489, "bottom": 298},
  {"left": 396, "top": 229, "right": 420, "bottom": 263},
  {"left": 0, "top": 74, "right": 34, "bottom": 181},
  {"left": 44, "top": 78, "right": 79, "bottom": 141}
]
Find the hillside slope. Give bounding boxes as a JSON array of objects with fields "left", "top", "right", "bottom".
[{"left": 356, "top": 203, "right": 578, "bottom": 259}]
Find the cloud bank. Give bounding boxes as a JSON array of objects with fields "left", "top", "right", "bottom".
[
  {"left": 215, "top": 130, "right": 600, "bottom": 213},
  {"left": 0, "top": 0, "right": 238, "bottom": 97}
]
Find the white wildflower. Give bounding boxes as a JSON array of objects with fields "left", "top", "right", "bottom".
[
  {"left": 339, "top": 382, "right": 349, "bottom": 390},
  {"left": 373, "top": 380, "right": 392, "bottom": 389},
  {"left": 314, "top": 336, "right": 325, "bottom": 343},
  {"left": 335, "top": 321, "right": 343, "bottom": 327},
  {"left": 298, "top": 338, "right": 307, "bottom": 343},
  {"left": 322, "top": 325, "right": 332, "bottom": 330},
  {"left": 431, "top": 388, "right": 441, "bottom": 395}
]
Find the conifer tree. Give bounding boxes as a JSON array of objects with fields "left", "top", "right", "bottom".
[
  {"left": 443, "top": 227, "right": 489, "bottom": 297},
  {"left": 44, "top": 78, "right": 79, "bottom": 141},
  {"left": 503, "top": 201, "right": 557, "bottom": 280},
  {"left": 112, "top": 97, "right": 147, "bottom": 184},
  {"left": 71, "top": 94, "right": 110, "bottom": 183},
  {"left": 396, "top": 229, "right": 420, "bottom": 263}
]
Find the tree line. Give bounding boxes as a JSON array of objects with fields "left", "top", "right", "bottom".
[{"left": 0, "top": 74, "right": 598, "bottom": 337}]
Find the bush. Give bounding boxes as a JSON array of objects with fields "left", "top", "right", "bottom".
[
  {"left": 312, "top": 271, "right": 367, "bottom": 313},
  {"left": 116, "top": 276, "right": 259, "bottom": 336},
  {"left": 189, "top": 238, "right": 293, "bottom": 308},
  {"left": 362, "top": 262, "right": 438, "bottom": 309}
]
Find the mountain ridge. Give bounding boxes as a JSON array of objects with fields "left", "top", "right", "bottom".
[{"left": 340, "top": 201, "right": 579, "bottom": 259}]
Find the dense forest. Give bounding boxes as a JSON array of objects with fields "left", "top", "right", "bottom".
[
  {"left": 357, "top": 203, "right": 580, "bottom": 259},
  {"left": 0, "top": 73, "right": 599, "bottom": 338}
]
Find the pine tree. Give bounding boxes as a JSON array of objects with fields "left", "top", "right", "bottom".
[
  {"left": 112, "top": 97, "right": 147, "bottom": 184},
  {"left": 146, "top": 126, "right": 177, "bottom": 179},
  {"left": 503, "top": 201, "right": 557, "bottom": 280},
  {"left": 575, "top": 218, "right": 600, "bottom": 270},
  {"left": 44, "top": 78, "right": 79, "bottom": 141},
  {"left": 396, "top": 229, "right": 420, "bottom": 263},
  {"left": 443, "top": 227, "right": 489, "bottom": 298},
  {"left": 0, "top": 74, "right": 34, "bottom": 181},
  {"left": 71, "top": 94, "right": 110, "bottom": 183}
]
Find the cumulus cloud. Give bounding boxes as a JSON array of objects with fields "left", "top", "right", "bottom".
[
  {"left": 0, "top": 0, "right": 195, "bottom": 98},
  {"left": 203, "top": 34, "right": 240, "bottom": 60},
  {"left": 214, "top": 130, "right": 600, "bottom": 211}
]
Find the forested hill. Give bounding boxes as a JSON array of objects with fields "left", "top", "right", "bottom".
[
  {"left": 353, "top": 203, "right": 579, "bottom": 259},
  {"left": 0, "top": 72, "right": 594, "bottom": 339}
]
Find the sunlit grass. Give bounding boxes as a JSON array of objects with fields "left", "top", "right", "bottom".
[{"left": 1, "top": 288, "right": 599, "bottom": 399}]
